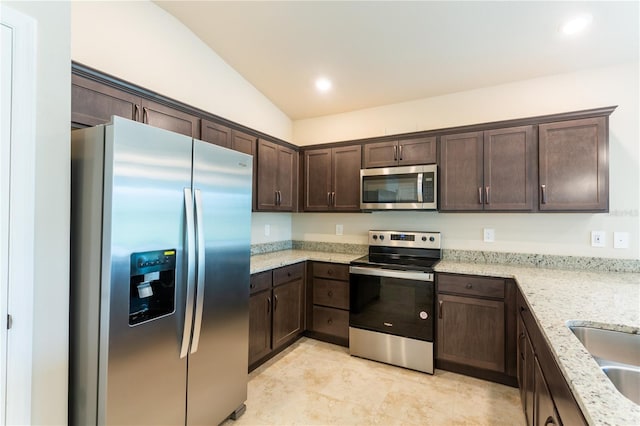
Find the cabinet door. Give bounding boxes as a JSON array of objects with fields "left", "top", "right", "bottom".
[
  {"left": 484, "top": 125, "right": 535, "bottom": 211},
  {"left": 539, "top": 117, "right": 608, "bottom": 211},
  {"left": 140, "top": 99, "right": 200, "bottom": 138},
  {"left": 398, "top": 136, "right": 437, "bottom": 166},
  {"left": 363, "top": 140, "right": 398, "bottom": 168},
  {"left": 437, "top": 293, "right": 505, "bottom": 372},
  {"left": 304, "top": 148, "right": 332, "bottom": 211},
  {"left": 332, "top": 145, "right": 362, "bottom": 211},
  {"left": 272, "top": 278, "right": 304, "bottom": 350},
  {"left": 72, "top": 74, "right": 140, "bottom": 128},
  {"left": 276, "top": 145, "right": 296, "bottom": 211},
  {"left": 256, "top": 139, "right": 278, "bottom": 210},
  {"left": 200, "top": 119, "right": 231, "bottom": 149},
  {"left": 518, "top": 315, "right": 535, "bottom": 426},
  {"left": 534, "top": 357, "right": 561, "bottom": 426},
  {"left": 439, "top": 132, "right": 484, "bottom": 211},
  {"left": 231, "top": 130, "right": 256, "bottom": 156},
  {"left": 248, "top": 290, "right": 272, "bottom": 366}
]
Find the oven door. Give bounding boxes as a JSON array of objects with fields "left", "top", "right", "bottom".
[{"left": 349, "top": 266, "right": 434, "bottom": 342}]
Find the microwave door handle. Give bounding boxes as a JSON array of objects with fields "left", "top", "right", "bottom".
[{"left": 417, "top": 173, "right": 423, "bottom": 203}]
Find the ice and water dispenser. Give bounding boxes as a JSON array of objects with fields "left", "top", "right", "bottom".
[{"left": 129, "top": 249, "right": 176, "bottom": 325}]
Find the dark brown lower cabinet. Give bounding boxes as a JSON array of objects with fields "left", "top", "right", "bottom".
[
  {"left": 248, "top": 263, "right": 305, "bottom": 370},
  {"left": 436, "top": 273, "right": 517, "bottom": 386},
  {"left": 272, "top": 278, "right": 304, "bottom": 349},
  {"left": 517, "top": 289, "right": 587, "bottom": 426},
  {"left": 248, "top": 289, "right": 272, "bottom": 364},
  {"left": 305, "top": 262, "right": 350, "bottom": 346}
]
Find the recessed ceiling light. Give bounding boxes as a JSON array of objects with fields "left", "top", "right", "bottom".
[
  {"left": 561, "top": 14, "right": 593, "bottom": 35},
  {"left": 315, "top": 77, "right": 332, "bottom": 92}
]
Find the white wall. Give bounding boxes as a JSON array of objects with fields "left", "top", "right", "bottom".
[
  {"left": 293, "top": 63, "right": 640, "bottom": 260},
  {"left": 251, "top": 213, "right": 293, "bottom": 245},
  {"left": 5, "top": 1, "right": 70, "bottom": 424},
  {"left": 71, "top": 1, "right": 292, "bottom": 142}
]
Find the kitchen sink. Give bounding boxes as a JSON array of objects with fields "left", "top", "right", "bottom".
[{"left": 569, "top": 325, "right": 640, "bottom": 405}]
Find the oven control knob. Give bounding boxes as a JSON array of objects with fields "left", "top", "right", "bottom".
[
  {"left": 372, "top": 235, "right": 378, "bottom": 240},
  {"left": 429, "top": 236, "right": 435, "bottom": 242},
  {"left": 419, "top": 311, "right": 429, "bottom": 320},
  {"left": 422, "top": 236, "right": 427, "bottom": 241},
  {"left": 379, "top": 235, "right": 384, "bottom": 240}
]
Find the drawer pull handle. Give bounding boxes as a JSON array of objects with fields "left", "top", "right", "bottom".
[
  {"left": 544, "top": 416, "right": 556, "bottom": 426},
  {"left": 466, "top": 283, "right": 473, "bottom": 289}
]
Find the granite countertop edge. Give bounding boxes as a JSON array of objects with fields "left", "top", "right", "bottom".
[{"left": 250, "top": 251, "right": 640, "bottom": 425}]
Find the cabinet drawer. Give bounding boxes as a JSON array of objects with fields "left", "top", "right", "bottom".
[
  {"left": 250, "top": 270, "right": 272, "bottom": 294},
  {"left": 313, "top": 262, "right": 349, "bottom": 281},
  {"left": 438, "top": 274, "right": 505, "bottom": 299},
  {"left": 312, "top": 306, "right": 349, "bottom": 339},
  {"left": 313, "top": 278, "right": 349, "bottom": 310},
  {"left": 273, "top": 262, "right": 304, "bottom": 287}
]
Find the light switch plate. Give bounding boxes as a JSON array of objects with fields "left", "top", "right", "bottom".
[
  {"left": 336, "top": 224, "right": 344, "bottom": 236},
  {"left": 591, "top": 231, "right": 605, "bottom": 247},
  {"left": 264, "top": 224, "right": 271, "bottom": 237},
  {"left": 483, "top": 228, "right": 495, "bottom": 243},
  {"left": 614, "top": 232, "right": 630, "bottom": 249}
]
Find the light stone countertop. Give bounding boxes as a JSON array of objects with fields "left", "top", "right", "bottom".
[
  {"left": 250, "top": 250, "right": 640, "bottom": 425},
  {"left": 250, "top": 250, "right": 361, "bottom": 274},
  {"left": 435, "top": 260, "right": 640, "bottom": 426}
]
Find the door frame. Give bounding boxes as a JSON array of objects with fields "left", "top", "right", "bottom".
[{"left": 0, "top": 4, "right": 37, "bottom": 425}]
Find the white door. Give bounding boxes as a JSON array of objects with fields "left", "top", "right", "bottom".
[{"left": 0, "top": 5, "right": 36, "bottom": 425}]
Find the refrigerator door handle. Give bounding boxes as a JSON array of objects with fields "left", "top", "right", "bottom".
[
  {"left": 190, "top": 189, "right": 206, "bottom": 354},
  {"left": 181, "top": 188, "right": 197, "bottom": 359}
]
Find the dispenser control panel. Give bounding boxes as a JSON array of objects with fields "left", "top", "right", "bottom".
[{"left": 129, "top": 249, "right": 177, "bottom": 326}]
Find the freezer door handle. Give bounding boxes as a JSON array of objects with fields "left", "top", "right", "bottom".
[
  {"left": 191, "top": 189, "right": 206, "bottom": 354},
  {"left": 181, "top": 188, "right": 196, "bottom": 359}
]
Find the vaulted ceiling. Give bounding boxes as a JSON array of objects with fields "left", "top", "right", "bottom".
[{"left": 156, "top": 1, "right": 639, "bottom": 120}]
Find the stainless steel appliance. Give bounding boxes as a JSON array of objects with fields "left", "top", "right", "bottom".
[
  {"left": 360, "top": 164, "right": 437, "bottom": 210},
  {"left": 70, "top": 117, "right": 252, "bottom": 425},
  {"left": 349, "top": 230, "right": 441, "bottom": 374}
]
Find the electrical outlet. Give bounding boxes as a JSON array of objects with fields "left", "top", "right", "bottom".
[
  {"left": 591, "top": 231, "right": 605, "bottom": 247},
  {"left": 264, "top": 224, "right": 271, "bottom": 237},
  {"left": 614, "top": 232, "right": 630, "bottom": 249},
  {"left": 335, "top": 224, "right": 344, "bottom": 236},
  {"left": 483, "top": 228, "right": 495, "bottom": 243}
]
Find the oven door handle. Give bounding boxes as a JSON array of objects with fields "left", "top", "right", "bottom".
[{"left": 349, "top": 266, "right": 434, "bottom": 282}]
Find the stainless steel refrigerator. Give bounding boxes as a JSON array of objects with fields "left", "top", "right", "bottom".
[{"left": 70, "top": 116, "right": 252, "bottom": 425}]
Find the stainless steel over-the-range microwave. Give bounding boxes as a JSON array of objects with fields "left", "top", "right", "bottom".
[{"left": 360, "top": 164, "right": 437, "bottom": 211}]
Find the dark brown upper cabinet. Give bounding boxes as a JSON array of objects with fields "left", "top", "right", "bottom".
[
  {"left": 257, "top": 139, "right": 297, "bottom": 211},
  {"left": 200, "top": 119, "right": 231, "bottom": 148},
  {"left": 200, "top": 120, "right": 256, "bottom": 157},
  {"left": 538, "top": 117, "right": 608, "bottom": 212},
  {"left": 303, "top": 145, "right": 361, "bottom": 212},
  {"left": 140, "top": 98, "right": 200, "bottom": 139},
  {"left": 72, "top": 74, "right": 140, "bottom": 127},
  {"left": 231, "top": 130, "right": 257, "bottom": 157},
  {"left": 440, "top": 125, "right": 535, "bottom": 212},
  {"left": 363, "top": 136, "right": 437, "bottom": 168},
  {"left": 72, "top": 73, "right": 200, "bottom": 138}
]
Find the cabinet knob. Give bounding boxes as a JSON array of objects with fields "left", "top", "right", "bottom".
[
  {"left": 327, "top": 318, "right": 333, "bottom": 325},
  {"left": 250, "top": 284, "right": 255, "bottom": 289},
  {"left": 328, "top": 290, "right": 333, "bottom": 297},
  {"left": 466, "top": 283, "right": 473, "bottom": 289},
  {"left": 327, "top": 269, "right": 333, "bottom": 275}
]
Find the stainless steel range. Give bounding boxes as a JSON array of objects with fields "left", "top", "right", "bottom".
[{"left": 349, "top": 230, "right": 441, "bottom": 374}]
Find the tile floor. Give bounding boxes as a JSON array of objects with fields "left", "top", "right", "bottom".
[{"left": 226, "top": 337, "right": 525, "bottom": 425}]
